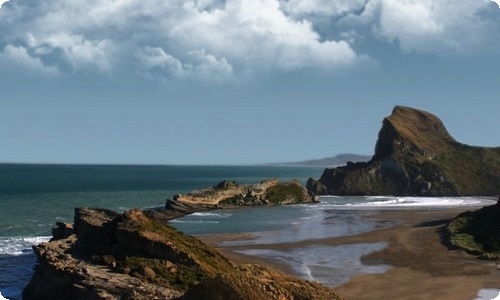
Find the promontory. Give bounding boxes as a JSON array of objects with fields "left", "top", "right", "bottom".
[{"left": 307, "top": 106, "right": 500, "bottom": 196}]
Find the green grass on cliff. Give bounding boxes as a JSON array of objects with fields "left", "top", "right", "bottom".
[
  {"left": 388, "top": 106, "right": 500, "bottom": 195},
  {"left": 121, "top": 211, "right": 234, "bottom": 288},
  {"left": 447, "top": 203, "right": 500, "bottom": 260}
]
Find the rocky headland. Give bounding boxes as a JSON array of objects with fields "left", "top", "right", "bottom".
[
  {"left": 23, "top": 179, "right": 342, "bottom": 300},
  {"left": 169, "top": 178, "right": 317, "bottom": 211},
  {"left": 307, "top": 106, "right": 500, "bottom": 196}
]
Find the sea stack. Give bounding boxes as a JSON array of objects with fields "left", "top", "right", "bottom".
[{"left": 307, "top": 106, "right": 500, "bottom": 196}]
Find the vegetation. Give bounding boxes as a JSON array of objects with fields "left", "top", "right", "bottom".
[
  {"left": 265, "top": 183, "right": 307, "bottom": 203},
  {"left": 447, "top": 203, "right": 500, "bottom": 260},
  {"left": 314, "top": 106, "right": 500, "bottom": 196}
]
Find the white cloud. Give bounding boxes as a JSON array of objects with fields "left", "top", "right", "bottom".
[
  {"left": 280, "top": 0, "right": 367, "bottom": 17},
  {"left": 375, "top": 0, "right": 495, "bottom": 54},
  {"left": 0, "top": 0, "right": 8, "bottom": 8},
  {"left": 492, "top": 0, "right": 500, "bottom": 8},
  {"left": 0, "top": 0, "right": 366, "bottom": 81},
  {"left": 185, "top": 49, "right": 233, "bottom": 80},
  {"left": 0, "top": 45, "right": 59, "bottom": 76},
  {"left": 282, "top": 0, "right": 500, "bottom": 56},
  {"left": 0, "top": 0, "right": 498, "bottom": 81}
]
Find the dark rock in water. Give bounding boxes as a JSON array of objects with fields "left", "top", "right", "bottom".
[
  {"left": 308, "top": 106, "right": 500, "bottom": 196},
  {"left": 24, "top": 207, "right": 342, "bottom": 300}
]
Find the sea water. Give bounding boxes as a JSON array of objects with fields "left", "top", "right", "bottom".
[
  {"left": 0, "top": 164, "right": 495, "bottom": 299},
  {"left": 0, "top": 164, "right": 323, "bottom": 299},
  {"left": 171, "top": 195, "right": 495, "bottom": 287}
]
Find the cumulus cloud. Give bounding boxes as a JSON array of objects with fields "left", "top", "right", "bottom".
[
  {"left": 0, "top": 0, "right": 365, "bottom": 81},
  {"left": 280, "top": 0, "right": 367, "bottom": 17},
  {"left": 282, "top": 0, "right": 499, "bottom": 55},
  {"left": 375, "top": 0, "right": 496, "bottom": 54},
  {"left": 135, "top": 47, "right": 232, "bottom": 81},
  {"left": 0, "top": 44, "right": 59, "bottom": 76},
  {"left": 0, "top": 0, "right": 498, "bottom": 81}
]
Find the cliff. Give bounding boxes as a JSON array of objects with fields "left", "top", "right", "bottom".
[
  {"left": 23, "top": 207, "right": 344, "bottom": 300},
  {"left": 308, "top": 106, "right": 500, "bottom": 196}
]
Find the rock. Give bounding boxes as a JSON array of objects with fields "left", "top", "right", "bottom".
[
  {"left": 24, "top": 207, "right": 344, "bottom": 300},
  {"left": 214, "top": 180, "right": 239, "bottom": 189},
  {"left": 179, "top": 264, "right": 345, "bottom": 300},
  {"left": 139, "top": 266, "right": 156, "bottom": 278},
  {"left": 447, "top": 199, "right": 500, "bottom": 260},
  {"left": 309, "top": 106, "right": 500, "bottom": 196},
  {"left": 73, "top": 207, "right": 120, "bottom": 255},
  {"left": 51, "top": 222, "right": 74, "bottom": 241},
  {"left": 172, "top": 178, "right": 314, "bottom": 207},
  {"left": 306, "top": 178, "right": 328, "bottom": 195}
]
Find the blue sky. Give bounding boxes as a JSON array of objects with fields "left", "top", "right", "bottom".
[{"left": 1, "top": 0, "right": 499, "bottom": 165}]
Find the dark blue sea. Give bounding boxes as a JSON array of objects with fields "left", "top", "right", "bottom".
[{"left": 0, "top": 164, "right": 494, "bottom": 299}]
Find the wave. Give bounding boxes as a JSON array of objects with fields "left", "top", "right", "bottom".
[
  {"left": 169, "top": 220, "right": 219, "bottom": 224},
  {"left": 0, "top": 292, "right": 10, "bottom": 300},
  {"left": 0, "top": 236, "right": 51, "bottom": 256},
  {"left": 190, "top": 212, "right": 233, "bottom": 218},
  {"left": 318, "top": 196, "right": 495, "bottom": 209}
]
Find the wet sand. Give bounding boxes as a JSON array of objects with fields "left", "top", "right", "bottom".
[{"left": 198, "top": 208, "right": 500, "bottom": 300}]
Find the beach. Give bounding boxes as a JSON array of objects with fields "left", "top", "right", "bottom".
[{"left": 199, "top": 208, "right": 500, "bottom": 300}]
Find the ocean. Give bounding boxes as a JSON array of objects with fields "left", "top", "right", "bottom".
[{"left": 0, "top": 164, "right": 495, "bottom": 300}]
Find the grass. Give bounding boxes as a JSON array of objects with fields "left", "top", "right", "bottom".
[
  {"left": 447, "top": 205, "right": 500, "bottom": 259},
  {"left": 265, "top": 183, "right": 306, "bottom": 203},
  {"left": 119, "top": 210, "right": 234, "bottom": 288}
]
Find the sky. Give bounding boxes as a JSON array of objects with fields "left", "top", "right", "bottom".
[{"left": 0, "top": 0, "right": 499, "bottom": 165}]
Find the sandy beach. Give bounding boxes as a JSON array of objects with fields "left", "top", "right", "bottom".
[{"left": 199, "top": 208, "right": 500, "bottom": 300}]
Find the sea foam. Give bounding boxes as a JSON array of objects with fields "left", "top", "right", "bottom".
[
  {"left": 0, "top": 236, "right": 51, "bottom": 256},
  {"left": 318, "top": 196, "right": 496, "bottom": 210}
]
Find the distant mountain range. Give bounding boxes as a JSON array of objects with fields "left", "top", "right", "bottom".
[{"left": 266, "top": 153, "right": 372, "bottom": 167}]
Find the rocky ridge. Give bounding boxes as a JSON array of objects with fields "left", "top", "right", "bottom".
[
  {"left": 172, "top": 178, "right": 317, "bottom": 207},
  {"left": 24, "top": 179, "right": 341, "bottom": 300},
  {"left": 23, "top": 207, "right": 343, "bottom": 300},
  {"left": 307, "top": 106, "right": 500, "bottom": 196}
]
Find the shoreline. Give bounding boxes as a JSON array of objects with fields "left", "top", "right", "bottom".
[{"left": 198, "top": 207, "right": 500, "bottom": 300}]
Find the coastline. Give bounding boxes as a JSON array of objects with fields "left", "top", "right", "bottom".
[{"left": 198, "top": 208, "right": 500, "bottom": 300}]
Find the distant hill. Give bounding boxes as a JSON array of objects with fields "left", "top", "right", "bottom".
[
  {"left": 307, "top": 106, "right": 500, "bottom": 196},
  {"left": 267, "top": 153, "right": 371, "bottom": 167}
]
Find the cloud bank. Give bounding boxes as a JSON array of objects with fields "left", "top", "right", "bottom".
[{"left": 0, "top": 0, "right": 498, "bottom": 81}]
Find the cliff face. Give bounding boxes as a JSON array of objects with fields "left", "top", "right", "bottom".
[
  {"left": 308, "top": 106, "right": 500, "bottom": 196},
  {"left": 23, "top": 207, "right": 343, "bottom": 300}
]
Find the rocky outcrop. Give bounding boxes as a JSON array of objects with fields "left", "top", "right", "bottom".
[
  {"left": 180, "top": 264, "right": 345, "bottom": 300},
  {"left": 172, "top": 178, "right": 317, "bottom": 207},
  {"left": 308, "top": 106, "right": 500, "bottom": 196},
  {"left": 23, "top": 207, "right": 343, "bottom": 300},
  {"left": 447, "top": 197, "right": 500, "bottom": 260}
]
